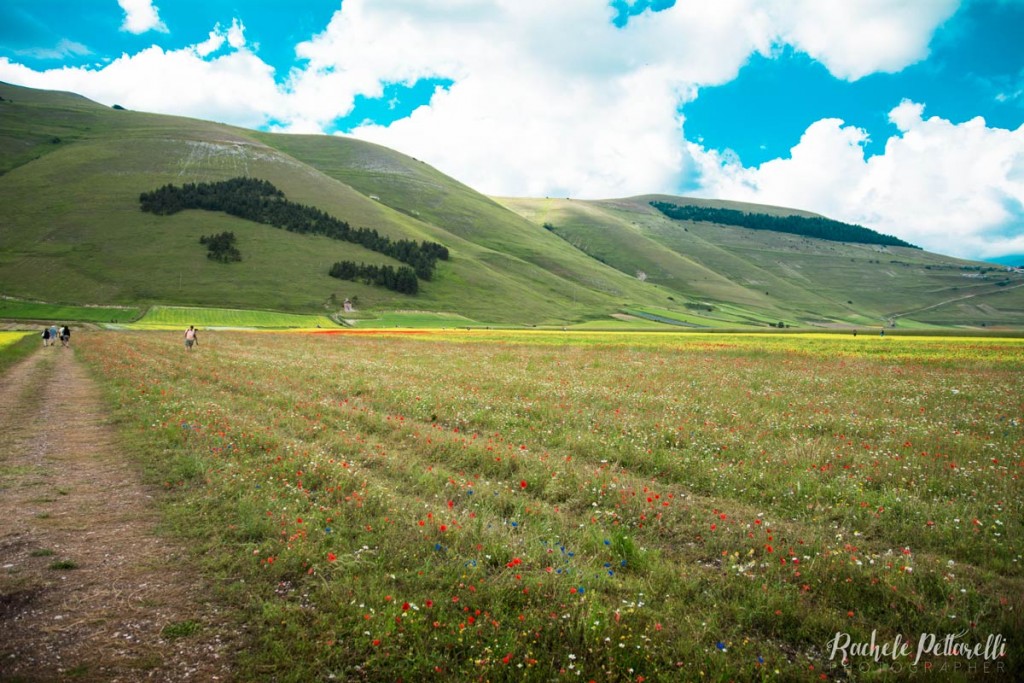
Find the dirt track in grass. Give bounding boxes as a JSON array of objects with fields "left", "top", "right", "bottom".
[{"left": 0, "top": 345, "right": 237, "bottom": 682}]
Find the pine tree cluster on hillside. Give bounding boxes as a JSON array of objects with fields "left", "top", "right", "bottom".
[
  {"left": 140, "top": 178, "right": 449, "bottom": 290},
  {"left": 650, "top": 201, "right": 918, "bottom": 249},
  {"left": 199, "top": 231, "right": 241, "bottom": 263},
  {"left": 328, "top": 261, "right": 418, "bottom": 294}
]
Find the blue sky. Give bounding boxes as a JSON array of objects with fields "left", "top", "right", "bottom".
[
  {"left": 687, "top": 2, "right": 1024, "bottom": 165},
  {"left": 1, "top": 0, "right": 1022, "bottom": 261}
]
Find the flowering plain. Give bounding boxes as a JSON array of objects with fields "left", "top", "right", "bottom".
[
  {"left": 0, "top": 331, "right": 32, "bottom": 350},
  {"left": 0, "top": 331, "right": 38, "bottom": 374},
  {"left": 77, "top": 330, "right": 1023, "bottom": 681}
]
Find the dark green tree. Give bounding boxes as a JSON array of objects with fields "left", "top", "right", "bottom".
[{"left": 650, "top": 201, "right": 918, "bottom": 248}]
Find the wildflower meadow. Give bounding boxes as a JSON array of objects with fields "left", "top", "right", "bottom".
[{"left": 77, "top": 330, "right": 1022, "bottom": 681}]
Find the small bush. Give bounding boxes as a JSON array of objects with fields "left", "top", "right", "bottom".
[
  {"left": 162, "top": 620, "right": 202, "bottom": 639},
  {"left": 49, "top": 559, "right": 78, "bottom": 570}
]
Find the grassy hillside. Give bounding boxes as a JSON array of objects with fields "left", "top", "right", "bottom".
[
  {"left": 499, "top": 195, "right": 1024, "bottom": 328},
  {"left": 252, "top": 133, "right": 675, "bottom": 320},
  {"left": 0, "top": 83, "right": 672, "bottom": 325},
  {"left": 0, "top": 84, "right": 400, "bottom": 313},
  {"left": 2, "top": 82, "right": 1021, "bottom": 328}
]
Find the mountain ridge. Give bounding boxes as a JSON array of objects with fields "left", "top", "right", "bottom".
[{"left": 2, "top": 82, "right": 1022, "bottom": 328}]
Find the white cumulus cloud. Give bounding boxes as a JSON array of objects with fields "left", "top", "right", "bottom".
[
  {"left": 193, "top": 29, "right": 226, "bottom": 59},
  {"left": 0, "top": 0, "right": 963, "bottom": 197},
  {"left": 4, "top": 0, "right": 1015, "bottom": 258},
  {"left": 117, "top": 0, "right": 168, "bottom": 35},
  {"left": 693, "top": 101, "right": 1024, "bottom": 260},
  {"left": 767, "top": 0, "right": 960, "bottom": 80},
  {"left": 0, "top": 28, "right": 282, "bottom": 129},
  {"left": 226, "top": 18, "right": 246, "bottom": 49},
  {"left": 286, "top": 0, "right": 960, "bottom": 198},
  {"left": 286, "top": 0, "right": 772, "bottom": 196},
  {"left": 192, "top": 19, "right": 246, "bottom": 58}
]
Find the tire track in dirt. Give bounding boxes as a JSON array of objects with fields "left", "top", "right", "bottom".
[{"left": 0, "top": 347, "right": 238, "bottom": 682}]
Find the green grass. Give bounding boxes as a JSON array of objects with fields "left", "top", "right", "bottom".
[
  {"left": 162, "top": 620, "right": 202, "bottom": 639},
  {"left": 79, "top": 329, "right": 1024, "bottom": 681},
  {"left": 0, "top": 299, "right": 141, "bottom": 323},
  {"left": 49, "top": 559, "right": 78, "bottom": 570},
  {"left": 257, "top": 134, "right": 684, "bottom": 325},
  {"left": 567, "top": 316, "right": 672, "bottom": 331},
  {"left": 0, "top": 82, "right": 671, "bottom": 325},
  {"left": 627, "top": 305, "right": 740, "bottom": 328},
  {"left": 6, "top": 82, "right": 1020, "bottom": 331},
  {"left": 501, "top": 196, "right": 1024, "bottom": 328},
  {"left": 351, "top": 310, "right": 487, "bottom": 328},
  {"left": 132, "top": 306, "right": 340, "bottom": 329},
  {"left": 0, "top": 331, "right": 38, "bottom": 375}
]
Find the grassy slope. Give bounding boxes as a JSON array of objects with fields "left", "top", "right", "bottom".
[
  {"left": 0, "top": 86, "right": 398, "bottom": 312},
  {"left": 3, "top": 82, "right": 1021, "bottom": 328},
  {"left": 0, "top": 300, "right": 140, "bottom": 323},
  {"left": 133, "top": 306, "right": 338, "bottom": 329},
  {"left": 499, "top": 195, "right": 1024, "bottom": 327},
  {"left": 0, "top": 83, "right": 676, "bottom": 325},
  {"left": 253, "top": 134, "right": 676, "bottom": 322}
]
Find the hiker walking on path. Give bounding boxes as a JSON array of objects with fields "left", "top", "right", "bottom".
[
  {"left": 41, "top": 327, "right": 51, "bottom": 347},
  {"left": 60, "top": 325, "right": 71, "bottom": 347},
  {"left": 184, "top": 325, "right": 198, "bottom": 351}
]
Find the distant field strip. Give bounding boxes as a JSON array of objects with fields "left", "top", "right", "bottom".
[
  {"left": 378, "top": 329, "right": 1024, "bottom": 364},
  {"left": 353, "top": 311, "right": 484, "bottom": 328},
  {"left": 0, "top": 300, "right": 140, "bottom": 323},
  {"left": 625, "top": 308, "right": 706, "bottom": 327},
  {"left": 0, "top": 331, "right": 36, "bottom": 374},
  {"left": 133, "top": 306, "right": 339, "bottom": 329},
  {"left": 0, "top": 331, "right": 32, "bottom": 349}
]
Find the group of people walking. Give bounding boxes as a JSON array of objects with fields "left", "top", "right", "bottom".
[
  {"left": 41, "top": 324, "right": 71, "bottom": 347},
  {"left": 40, "top": 323, "right": 201, "bottom": 350},
  {"left": 40, "top": 323, "right": 200, "bottom": 350}
]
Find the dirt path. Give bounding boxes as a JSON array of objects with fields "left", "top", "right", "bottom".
[{"left": 0, "top": 348, "right": 237, "bottom": 682}]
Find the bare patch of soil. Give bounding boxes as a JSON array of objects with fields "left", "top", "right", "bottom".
[{"left": 0, "top": 348, "right": 238, "bottom": 681}]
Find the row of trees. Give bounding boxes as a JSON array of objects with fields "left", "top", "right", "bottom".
[
  {"left": 328, "top": 261, "right": 419, "bottom": 294},
  {"left": 650, "top": 201, "right": 918, "bottom": 249},
  {"left": 199, "top": 231, "right": 241, "bottom": 262},
  {"left": 140, "top": 177, "right": 449, "bottom": 288}
]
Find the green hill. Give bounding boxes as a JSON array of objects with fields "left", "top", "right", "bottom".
[
  {"left": 497, "top": 195, "right": 1024, "bottom": 328},
  {"left": 2, "top": 82, "right": 1022, "bottom": 329}
]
